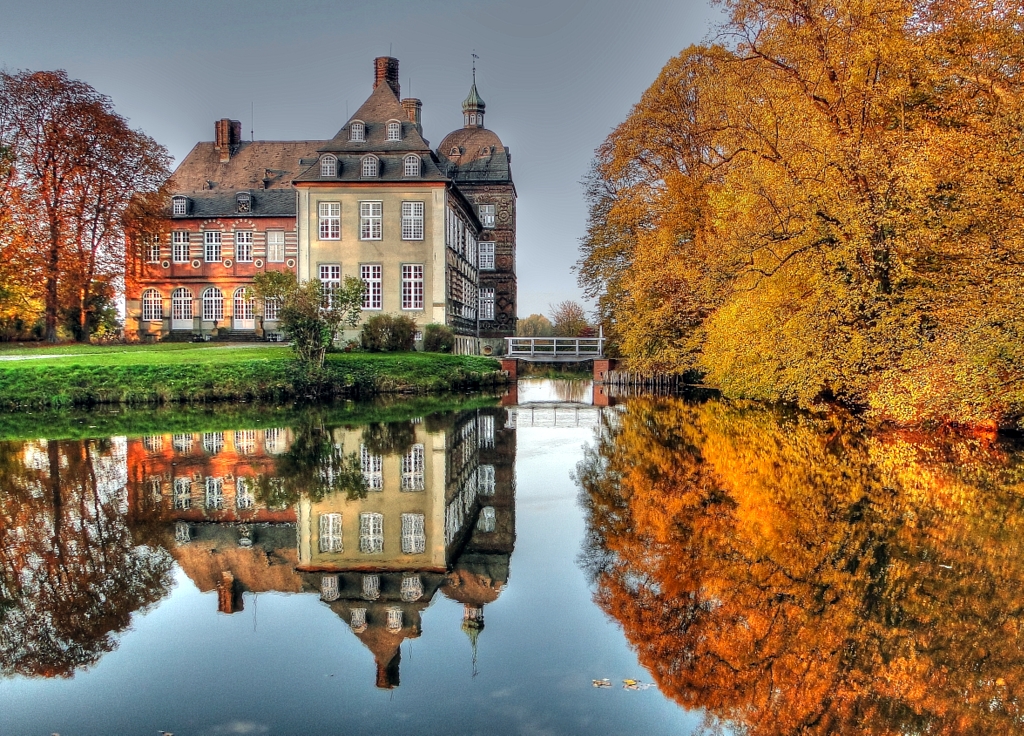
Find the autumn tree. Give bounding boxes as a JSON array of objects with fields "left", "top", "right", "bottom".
[
  {"left": 516, "top": 313, "right": 554, "bottom": 337},
  {"left": 0, "top": 70, "right": 170, "bottom": 342},
  {"left": 549, "top": 300, "right": 590, "bottom": 337},
  {"left": 579, "top": 0, "right": 1024, "bottom": 426}
]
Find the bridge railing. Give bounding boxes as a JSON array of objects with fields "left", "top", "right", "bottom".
[{"left": 505, "top": 337, "right": 605, "bottom": 359}]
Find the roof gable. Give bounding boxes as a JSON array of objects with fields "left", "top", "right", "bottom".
[{"left": 322, "top": 83, "right": 430, "bottom": 153}]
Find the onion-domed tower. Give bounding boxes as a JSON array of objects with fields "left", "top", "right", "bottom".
[{"left": 438, "top": 73, "right": 517, "bottom": 354}]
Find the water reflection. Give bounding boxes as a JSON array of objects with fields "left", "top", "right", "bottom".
[
  {"left": 2, "top": 407, "right": 517, "bottom": 689},
  {"left": 576, "top": 396, "right": 1024, "bottom": 735}
]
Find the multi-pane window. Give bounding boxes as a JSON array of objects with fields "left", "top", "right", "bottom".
[
  {"left": 142, "top": 289, "right": 162, "bottom": 321},
  {"left": 266, "top": 230, "right": 285, "bottom": 262},
  {"left": 401, "top": 444, "right": 425, "bottom": 491},
  {"left": 202, "top": 287, "right": 224, "bottom": 321},
  {"left": 401, "top": 575, "right": 423, "bottom": 601},
  {"left": 172, "top": 433, "right": 193, "bottom": 453},
  {"left": 321, "top": 575, "right": 340, "bottom": 601},
  {"left": 175, "top": 521, "right": 191, "bottom": 544},
  {"left": 204, "top": 231, "right": 222, "bottom": 262},
  {"left": 401, "top": 201, "right": 424, "bottom": 240},
  {"left": 477, "top": 506, "right": 496, "bottom": 533},
  {"left": 478, "top": 464, "right": 496, "bottom": 495},
  {"left": 320, "top": 155, "right": 337, "bottom": 177},
  {"left": 361, "top": 264, "right": 382, "bottom": 310},
  {"left": 319, "top": 513, "right": 343, "bottom": 553},
  {"left": 479, "top": 204, "right": 496, "bottom": 228},
  {"left": 144, "top": 234, "right": 160, "bottom": 262},
  {"left": 203, "top": 432, "right": 224, "bottom": 454},
  {"left": 350, "top": 121, "right": 365, "bottom": 142},
  {"left": 401, "top": 264, "right": 424, "bottom": 310},
  {"left": 361, "top": 156, "right": 378, "bottom": 177},
  {"left": 479, "top": 242, "right": 495, "bottom": 270},
  {"left": 404, "top": 155, "right": 420, "bottom": 177},
  {"left": 235, "top": 231, "right": 253, "bottom": 262},
  {"left": 386, "top": 607, "right": 403, "bottom": 632},
  {"left": 234, "top": 430, "right": 257, "bottom": 455},
  {"left": 360, "top": 444, "right": 383, "bottom": 490},
  {"left": 264, "top": 298, "right": 280, "bottom": 321},
  {"left": 173, "top": 477, "right": 192, "bottom": 509},
  {"left": 172, "top": 288, "right": 193, "bottom": 323},
  {"left": 360, "top": 201, "right": 382, "bottom": 240},
  {"left": 386, "top": 121, "right": 401, "bottom": 140},
  {"left": 264, "top": 428, "right": 284, "bottom": 454},
  {"left": 233, "top": 288, "right": 254, "bottom": 322},
  {"left": 172, "top": 196, "right": 188, "bottom": 215},
  {"left": 359, "top": 513, "right": 384, "bottom": 554},
  {"left": 235, "top": 477, "right": 254, "bottom": 509},
  {"left": 479, "top": 287, "right": 495, "bottom": 320},
  {"left": 319, "top": 264, "right": 341, "bottom": 307},
  {"left": 205, "top": 477, "right": 224, "bottom": 509},
  {"left": 172, "top": 231, "right": 190, "bottom": 262},
  {"left": 479, "top": 415, "right": 495, "bottom": 449},
  {"left": 466, "top": 233, "right": 476, "bottom": 266},
  {"left": 142, "top": 435, "right": 163, "bottom": 453},
  {"left": 361, "top": 574, "right": 380, "bottom": 600},
  {"left": 401, "top": 514, "right": 426, "bottom": 554},
  {"left": 350, "top": 608, "right": 367, "bottom": 630},
  {"left": 318, "top": 202, "right": 341, "bottom": 240}
]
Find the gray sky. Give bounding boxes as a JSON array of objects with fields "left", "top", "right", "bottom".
[{"left": 0, "top": 0, "right": 717, "bottom": 319}]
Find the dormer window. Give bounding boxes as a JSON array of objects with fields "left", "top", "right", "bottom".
[
  {"left": 172, "top": 196, "right": 188, "bottom": 216},
  {"left": 320, "top": 155, "right": 337, "bottom": 178},
  {"left": 450, "top": 147, "right": 460, "bottom": 156},
  {"left": 235, "top": 192, "right": 251, "bottom": 213},
  {"left": 361, "top": 155, "right": 379, "bottom": 178},
  {"left": 386, "top": 121, "right": 402, "bottom": 141},
  {"left": 404, "top": 155, "right": 421, "bottom": 177},
  {"left": 350, "top": 121, "right": 365, "bottom": 142}
]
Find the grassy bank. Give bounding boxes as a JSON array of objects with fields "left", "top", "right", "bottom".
[{"left": 0, "top": 344, "right": 505, "bottom": 411}]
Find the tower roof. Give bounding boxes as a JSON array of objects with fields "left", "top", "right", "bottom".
[{"left": 462, "top": 80, "right": 486, "bottom": 113}]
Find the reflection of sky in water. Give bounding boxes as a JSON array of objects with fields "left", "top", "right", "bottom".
[
  {"left": 517, "top": 378, "right": 594, "bottom": 404},
  {"left": 0, "top": 394, "right": 702, "bottom": 736}
]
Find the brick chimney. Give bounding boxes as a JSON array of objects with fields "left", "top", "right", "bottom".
[
  {"left": 373, "top": 56, "right": 400, "bottom": 97},
  {"left": 401, "top": 97, "right": 422, "bottom": 133},
  {"left": 215, "top": 118, "right": 242, "bottom": 163}
]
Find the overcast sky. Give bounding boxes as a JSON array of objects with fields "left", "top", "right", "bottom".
[{"left": 0, "top": 0, "right": 717, "bottom": 318}]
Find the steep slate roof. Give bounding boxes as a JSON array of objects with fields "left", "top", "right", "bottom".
[
  {"left": 436, "top": 127, "right": 512, "bottom": 184},
  {"left": 170, "top": 140, "right": 327, "bottom": 193},
  {"left": 171, "top": 189, "right": 297, "bottom": 219}
]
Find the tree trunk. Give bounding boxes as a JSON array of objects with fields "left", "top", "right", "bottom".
[{"left": 44, "top": 235, "right": 59, "bottom": 343}]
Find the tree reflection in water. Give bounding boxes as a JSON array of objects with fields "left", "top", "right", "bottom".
[
  {"left": 576, "top": 397, "right": 1024, "bottom": 735},
  {"left": 0, "top": 439, "right": 174, "bottom": 678}
]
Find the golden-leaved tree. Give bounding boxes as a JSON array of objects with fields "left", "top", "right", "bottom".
[{"left": 579, "top": 0, "right": 1024, "bottom": 426}]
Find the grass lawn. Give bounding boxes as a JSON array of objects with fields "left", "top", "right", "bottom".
[{"left": 0, "top": 344, "right": 504, "bottom": 410}]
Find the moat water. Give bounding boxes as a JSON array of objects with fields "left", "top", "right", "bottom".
[{"left": 2, "top": 379, "right": 1024, "bottom": 735}]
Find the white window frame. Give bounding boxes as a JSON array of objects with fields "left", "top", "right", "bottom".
[
  {"left": 204, "top": 231, "right": 222, "bottom": 262},
  {"left": 479, "top": 241, "right": 495, "bottom": 270},
  {"left": 235, "top": 231, "right": 253, "bottom": 262},
  {"left": 172, "top": 231, "right": 190, "bottom": 263},
  {"left": 479, "top": 414, "right": 495, "bottom": 448},
  {"left": 141, "top": 289, "right": 162, "bottom": 321},
  {"left": 144, "top": 234, "right": 161, "bottom": 263},
  {"left": 173, "top": 477, "right": 192, "bottom": 509},
  {"left": 386, "top": 121, "right": 402, "bottom": 141},
  {"left": 359, "top": 513, "right": 384, "bottom": 554},
  {"left": 361, "top": 155, "right": 379, "bottom": 178},
  {"left": 479, "top": 287, "right": 495, "bottom": 321},
  {"left": 203, "top": 431, "right": 224, "bottom": 454},
  {"left": 172, "top": 288, "right": 193, "bottom": 323},
  {"left": 478, "top": 464, "right": 496, "bottom": 495},
  {"left": 360, "top": 264, "right": 382, "bottom": 311},
  {"left": 360, "top": 444, "right": 384, "bottom": 490},
  {"left": 202, "top": 288, "right": 224, "bottom": 322},
  {"left": 263, "top": 297, "right": 280, "bottom": 321},
  {"left": 350, "top": 121, "right": 365, "bottom": 142},
  {"left": 320, "top": 155, "right": 337, "bottom": 178},
  {"left": 319, "top": 513, "right": 343, "bottom": 553},
  {"left": 404, "top": 155, "right": 420, "bottom": 177},
  {"left": 360, "top": 201, "right": 382, "bottom": 240},
  {"left": 205, "top": 477, "right": 224, "bottom": 509},
  {"left": 233, "top": 287, "right": 254, "bottom": 322},
  {"left": 401, "top": 575, "right": 423, "bottom": 601},
  {"left": 477, "top": 506, "right": 496, "bottom": 533},
  {"left": 236, "top": 476, "right": 254, "bottom": 509},
  {"left": 401, "top": 264, "right": 424, "bottom": 310},
  {"left": 172, "top": 433, "right": 193, "bottom": 453},
  {"left": 386, "top": 607, "right": 403, "bottom": 632},
  {"left": 318, "top": 202, "right": 341, "bottom": 241},
  {"left": 401, "top": 513, "right": 426, "bottom": 554},
  {"left": 266, "top": 230, "right": 285, "bottom": 262},
  {"left": 479, "top": 204, "right": 496, "bottom": 228},
  {"left": 172, "top": 196, "right": 188, "bottom": 216},
  {"left": 401, "top": 444, "right": 425, "bottom": 491},
  {"left": 361, "top": 575, "right": 380, "bottom": 600},
  {"left": 319, "top": 264, "right": 341, "bottom": 307},
  {"left": 401, "top": 201, "right": 424, "bottom": 241}
]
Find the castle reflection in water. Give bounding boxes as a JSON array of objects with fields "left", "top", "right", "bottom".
[{"left": 123, "top": 408, "right": 515, "bottom": 689}]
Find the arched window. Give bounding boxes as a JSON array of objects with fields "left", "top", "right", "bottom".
[
  {"left": 450, "top": 146, "right": 460, "bottom": 156},
  {"left": 141, "top": 289, "right": 162, "bottom": 321},
  {"left": 233, "top": 287, "right": 254, "bottom": 321},
  {"left": 361, "top": 155, "right": 378, "bottom": 177},
  {"left": 350, "top": 121, "right": 365, "bottom": 142},
  {"left": 404, "top": 155, "right": 420, "bottom": 177},
  {"left": 172, "top": 195, "right": 188, "bottom": 216},
  {"left": 202, "top": 287, "right": 224, "bottom": 321},
  {"left": 386, "top": 121, "right": 401, "bottom": 141},
  {"left": 171, "top": 288, "right": 193, "bottom": 328},
  {"left": 320, "top": 155, "right": 337, "bottom": 177}
]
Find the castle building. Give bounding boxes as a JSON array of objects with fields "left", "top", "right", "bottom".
[{"left": 126, "top": 57, "right": 516, "bottom": 354}]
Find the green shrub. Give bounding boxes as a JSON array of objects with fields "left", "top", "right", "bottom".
[
  {"left": 360, "top": 314, "right": 417, "bottom": 352},
  {"left": 423, "top": 323, "right": 455, "bottom": 353}
]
